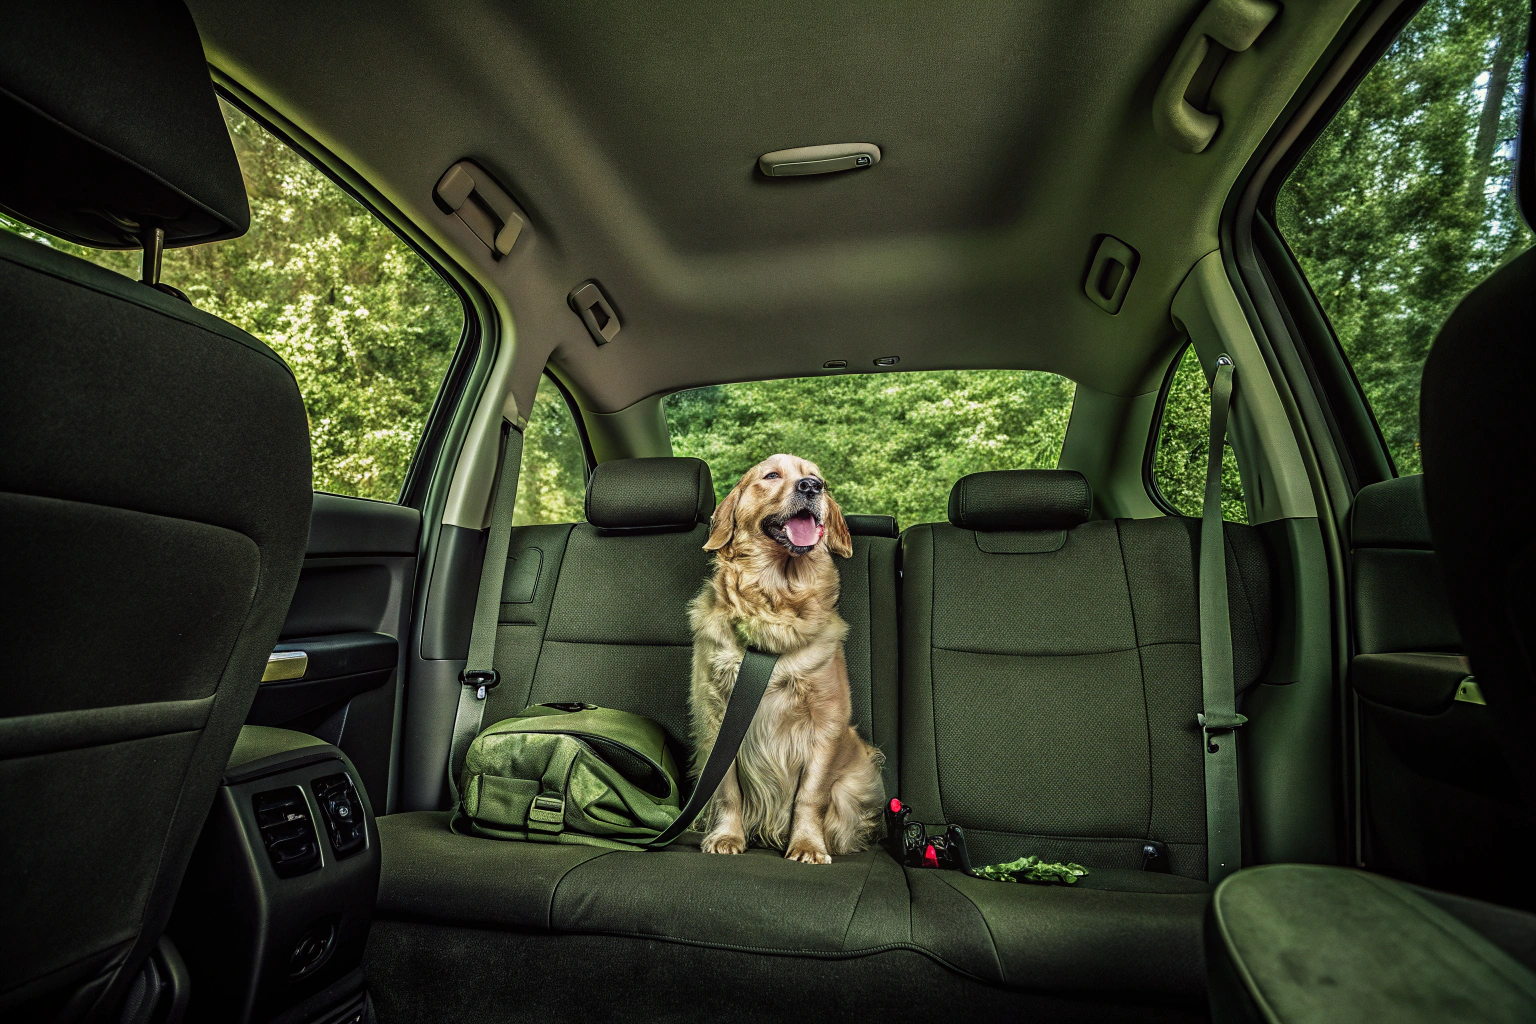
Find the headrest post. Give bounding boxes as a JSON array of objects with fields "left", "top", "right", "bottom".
[{"left": 140, "top": 225, "right": 165, "bottom": 286}]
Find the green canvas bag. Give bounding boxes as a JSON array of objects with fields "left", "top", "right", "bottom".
[
  {"left": 451, "top": 703, "right": 684, "bottom": 848},
  {"left": 450, "top": 649, "right": 779, "bottom": 850}
]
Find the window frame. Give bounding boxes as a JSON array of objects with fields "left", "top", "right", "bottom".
[
  {"left": 1141, "top": 341, "right": 1192, "bottom": 518},
  {"left": 210, "top": 83, "right": 483, "bottom": 510}
]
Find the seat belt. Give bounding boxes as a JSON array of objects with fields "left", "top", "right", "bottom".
[
  {"left": 446, "top": 422, "right": 523, "bottom": 805},
  {"left": 649, "top": 648, "right": 779, "bottom": 847},
  {"left": 1198, "top": 354, "right": 1246, "bottom": 885}
]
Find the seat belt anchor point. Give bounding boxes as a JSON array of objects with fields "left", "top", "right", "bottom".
[
  {"left": 1198, "top": 711, "right": 1247, "bottom": 752},
  {"left": 460, "top": 668, "right": 500, "bottom": 701}
]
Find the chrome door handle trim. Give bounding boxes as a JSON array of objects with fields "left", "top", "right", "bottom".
[{"left": 262, "top": 650, "right": 308, "bottom": 683}]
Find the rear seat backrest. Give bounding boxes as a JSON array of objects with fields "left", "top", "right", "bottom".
[
  {"left": 899, "top": 469, "right": 1273, "bottom": 878},
  {"left": 476, "top": 457, "right": 898, "bottom": 788}
]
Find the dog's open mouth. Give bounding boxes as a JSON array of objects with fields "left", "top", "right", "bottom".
[{"left": 765, "top": 510, "right": 824, "bottom": 554}]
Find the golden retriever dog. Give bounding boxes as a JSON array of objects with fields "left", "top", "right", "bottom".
[{"left": 688, "top": 453, "right": 886, "bottom": 863}]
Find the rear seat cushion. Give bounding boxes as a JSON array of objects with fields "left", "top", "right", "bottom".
[
  {"left": 373, "top": 811, "right": 1209, "bottom": 1002},
  {"left": 900, "top": 472, "right": 1273, "bottom": 878}
]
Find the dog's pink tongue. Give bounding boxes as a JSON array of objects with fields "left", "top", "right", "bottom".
[{"left": 785, "top": 512, "right": 822, "bottom": 548}]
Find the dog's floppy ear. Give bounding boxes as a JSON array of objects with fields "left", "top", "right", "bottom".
[
  {"left": 824, "top": 491, "right": 854, "bottom": 558},
  {"left": 704, "top": 482, "right": 742, "bottom": 552}
]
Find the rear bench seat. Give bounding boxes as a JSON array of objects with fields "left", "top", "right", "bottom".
[{"left": 366, "top": 460, "right": 1274, "bottom": 1021}]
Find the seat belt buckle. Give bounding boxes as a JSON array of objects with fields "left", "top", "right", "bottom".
[
  {"left": 1198, "top": 711, "right": 1248, "bottom": 753},
  {"left": 460, "top": 669, "right": 500, "bottom": 701}
]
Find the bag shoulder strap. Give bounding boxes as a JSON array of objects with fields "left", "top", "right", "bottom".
[
  {"left": 447, "top": 423, "right": 524, "bottom": 804},
  {"left": 1199, "top": 355, "right": 1246, "bottom": 885},
  {"left": 649, "top": 647, "right": 778, "bottom": 848}
]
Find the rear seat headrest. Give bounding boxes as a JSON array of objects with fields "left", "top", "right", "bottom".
[
  {"left": 0, "top": 0, "right": 250, "bottom": 249},
  {"left": 845, "top": 514, "right": 899, "bottom": 538},
  {"left": 948, "top": 470, "right": 1092, "bottom": 532},
  {"left": 586, "top": 457, "right": 715, "bottom": 530}
]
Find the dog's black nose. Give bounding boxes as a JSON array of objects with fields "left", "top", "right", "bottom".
[{"left": 797, "top": 476, "right": 823, "bottom": 495}]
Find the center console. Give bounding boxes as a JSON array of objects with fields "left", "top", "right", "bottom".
[{"left": 170, "top": 727, "right": 380, "bottom": 1024}]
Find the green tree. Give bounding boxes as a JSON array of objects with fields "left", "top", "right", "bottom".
[
  {"left": 0, "top": 101, "right": 464, "bottom": 500},
  {"left": 514, "top": 375, "right": 589, "bottom": 526},
  {"left": 666, "top": 370, "right": 1076, "bottom": 527},
  {"left": 1276, "top": 0, "right": 1531, "bottom": 474}
]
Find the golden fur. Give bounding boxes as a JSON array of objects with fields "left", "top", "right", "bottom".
[{"left": 688, "top": 454, "right": 886, "bottom": 863}]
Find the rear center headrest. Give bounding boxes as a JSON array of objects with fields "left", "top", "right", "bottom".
[
  {"left": 948, "top": 470, "right": 1092, "bottom": 532},
  {"left": 586, "top": 458, "right": 715, "bottom": 530},
  {"left": 0, "top": 0, "right": 250, "bottom": 250}
]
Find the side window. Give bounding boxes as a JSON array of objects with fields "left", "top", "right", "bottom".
[
  {"left": 1275, "top": 0, "right": 1531, "bottom": 474},
  {"left": 1150, "top": 345, "right": 1248, "bottom": 523},
  {"left": 513, "top": 374, "right": 588, "bottom": 526},
  {"left": 0, "top": 99, "right": 466, "bottom": 501}
]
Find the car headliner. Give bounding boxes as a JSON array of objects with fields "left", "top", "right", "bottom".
[{"left": 189, "top": 0, "right": 1365, "bottom": 416}]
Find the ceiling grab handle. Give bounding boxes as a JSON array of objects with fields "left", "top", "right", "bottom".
[{"left": 1152, "top": 0, "right": 1281, "bottom": 154}]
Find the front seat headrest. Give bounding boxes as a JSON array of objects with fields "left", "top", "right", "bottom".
[
  {"left": 948, "top": 469, "right": 1092, "bottom": 531},
  {"left": 585, "top": 457, "right": 715, "bottom": 530},
  {"left": 0, "top": 0, "right": 250, "bottom": 250}
]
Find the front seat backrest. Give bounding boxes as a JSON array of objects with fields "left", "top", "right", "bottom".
[
  {"left": 0, "top": 2, "right": 311, "bottom": 1018},
  {"left": 1420, "top": 28, "right": 1536, "bottom": 819}
]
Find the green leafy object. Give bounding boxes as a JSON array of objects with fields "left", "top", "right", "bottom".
[{"left": 969, "top": 856, "right": 1089, "bottom": 886}]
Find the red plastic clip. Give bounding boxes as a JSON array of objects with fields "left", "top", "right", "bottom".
[{"left": 923, "top": 844, "right": 939, "bottom": 867}]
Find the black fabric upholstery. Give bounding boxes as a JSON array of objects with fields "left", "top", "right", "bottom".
[
  {"left": 584, "top": 456, "right": 714, "bottom": 529},
  {"left": 1422, "top": 245, "right": 1536, "bottom": 812},
  {"left": 372, "top": 812, "right": 1211, "bottom": 1004},
  {"left": 947, "top": 469, "right": 1092, "bottom": 532},
  {"left": 901, "top": 515, "right": 1273, "bottom": 878},
  {"left": 0, "top": 230, "right": 309, "bottom": 1016},
  {"left": 0, "top": 0, "right": 249, "bottom": 248},
  {"left": 365, "top": 923, "right": 1206, "bottom": 1024},
  {"left": 371, "top": 486, "right": 1271, "bottom": 1010}
]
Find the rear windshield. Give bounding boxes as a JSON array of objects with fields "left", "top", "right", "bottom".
[{"left": 665, "top": 371, "right": 1075, "bottom": 527}]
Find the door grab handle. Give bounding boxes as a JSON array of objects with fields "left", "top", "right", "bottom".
[
  {"left": 1153, "top": 0, "right": 1280, "bottom": 154},
  {"left": 434, "top": 161, "right": 528, "bottom": 258},
  {"left": 262, "top": 650, "right": 308, "bottom": 683}
]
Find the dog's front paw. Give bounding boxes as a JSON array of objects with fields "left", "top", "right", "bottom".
[
  {"left": 702, "top": 833, "right": 748, "bottom": 855},
  {"left": 785, "top": 840, "right": 831, "bottom": 865}
]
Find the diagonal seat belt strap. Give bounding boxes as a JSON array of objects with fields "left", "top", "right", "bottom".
[
  {"left": 1199, "top": 354, "right": 1246, "bottom": 885},
  {"left": 649, "top": 648, "right": 778, "bottom": 848},
  {"left": 446, "top": 422, "right": 523, "bottom": 805}
]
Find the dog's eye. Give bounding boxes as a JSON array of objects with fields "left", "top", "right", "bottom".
[{"left": 763, "top": 472, "right": 780, "bottom": 480}]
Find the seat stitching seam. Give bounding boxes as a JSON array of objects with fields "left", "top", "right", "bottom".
[
  {"left": 1116, "top": 520, "right": 1157, "bottom": 843},
  {"left": 937, "top": 874, "right": 1005, "bottom": 981},
  {"left": 931, "top": 639, "right": 1197, "bottom": 657},
  {"left": 839, "top": 853, "right": 881, "bottom": 951},
  {"left": 547, "top": 849, "right": 616, "bottom": 930}
]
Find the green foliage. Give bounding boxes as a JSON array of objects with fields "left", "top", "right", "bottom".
[
  {"left": 514, "top": 376, "right": 589, "bottom": 526},
  {"left": 0, "top": 101, "right": 464, "bottom": 501},
  {"left": 1276, "top": 0, "right": 1531, "bottom": 474},
  {"left": 970, "top": 856, "right": 1088, "bottom": 885},
  {"left": 1153, "top": 346, "right": 1248, "bottom": 523},
  {"left": 665, "top": 371, "right": 1076, "bottom": 526}
]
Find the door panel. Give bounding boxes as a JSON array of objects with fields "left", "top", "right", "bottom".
[
  {"left": 254, "top": 492, "right": 421, "bottom": 814},
  {"left": 1348, "top": 476, "right": 1534, "bottom": 909}
]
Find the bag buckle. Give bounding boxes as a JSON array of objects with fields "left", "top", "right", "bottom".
[
  {"left": 528, "top": 793, "right": 565, "bottom": 833},
  {"left": 1198, "top": 712, "right": 1248, "bottom": 753},
  {"left": 461, "top": 669, "right": 500, "bottom": 701}
]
